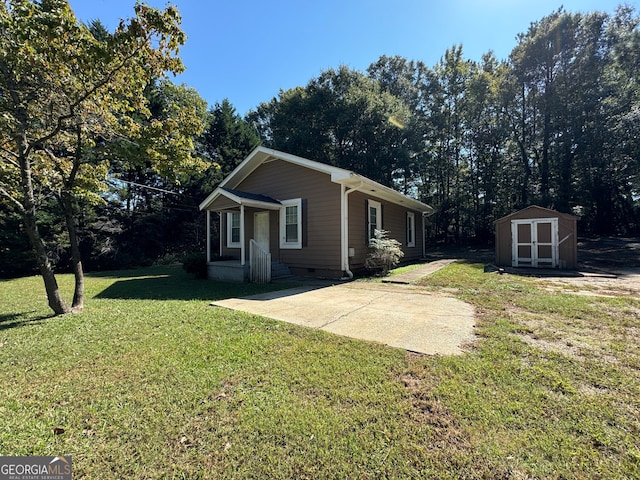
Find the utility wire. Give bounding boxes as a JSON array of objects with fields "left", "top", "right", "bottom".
[{"left": 108, "top": 178, "right": 181, "bottom": 196}]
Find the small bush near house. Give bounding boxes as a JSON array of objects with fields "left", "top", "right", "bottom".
[
  {"left": 365, "top": 229, "right": 404, "bottom": 276},
  {"left": 182, "top": 252, "right": 208, "bottom": 279}
]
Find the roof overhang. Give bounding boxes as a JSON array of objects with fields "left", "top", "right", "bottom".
[
  {"left": 199, "top": 186, "right": 282, "bottom": 211},
  {"left": 200, "top": 146, "right": 434, "bottom": 215},
  {"left": 218, "top": 146, "right": 356, "bottom": 191},
  {"left": 336, "top": 173, "right": 434, "bottom": 215}
]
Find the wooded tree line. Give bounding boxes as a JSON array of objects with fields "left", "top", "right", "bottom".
[
  {"left": 1, "top": 2, "right": 638, "bottom": 312},
  {"left": 251, "top": 6, "right": 640, "bottom": 242}
]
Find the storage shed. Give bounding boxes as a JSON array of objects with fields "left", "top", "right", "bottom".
[{"left": 495, "top": 206, "right": 578, "bottom": 269}]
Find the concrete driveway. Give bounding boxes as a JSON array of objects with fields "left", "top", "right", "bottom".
[{"left": 211, "top": 282, "right": 476, "bottom": 355}]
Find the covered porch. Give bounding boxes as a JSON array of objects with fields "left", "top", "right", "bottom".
[{"left": 202, "top": 187, "right": 283, "bottom": 283}]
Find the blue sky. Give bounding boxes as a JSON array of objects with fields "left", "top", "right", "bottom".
[{"left": 69, "top": 0, "right": 637, "bottom": 116}]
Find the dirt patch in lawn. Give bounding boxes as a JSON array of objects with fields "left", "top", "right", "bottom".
[
  {"left": 428, "top": 237, "right": 640, "bottom": 297},
  {"left": 539, "top": 237, "right": 640, "bottom": 296}
]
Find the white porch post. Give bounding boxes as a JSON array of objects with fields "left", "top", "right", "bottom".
[
  {"left": 340, "top": 184, "right": 346, "bottom": 272},
  {"left": 206, "top": 210, "right": 211, "bottom": 263},
  {"left": 240, "top": 204, "right": 246, "bottom": 266},
  {"left": 219, "top": 212, "right": 223, "bottom": 257}
]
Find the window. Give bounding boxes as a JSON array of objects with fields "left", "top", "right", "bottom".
[
  {"left": 367, "top": 200, "right": 382, "bottom": 242},
  {"left": 226, "top": 211, "right": 241, "bottom": 248},
  {"left": 280, "top": 198, "right": 302, "bottom": 249},
  {"left": 407, "top": 212, "right": 415, "bottom": 247}
]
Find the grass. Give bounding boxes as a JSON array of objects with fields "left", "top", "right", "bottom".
[
  {"left": 1, "top": 263, "right": 639, "bottom": 478},
  {"left": 387, "top": 261, "right": 428, "bottom": 276}
]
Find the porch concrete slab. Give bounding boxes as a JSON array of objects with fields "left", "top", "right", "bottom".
[{"left": 211, "top": 282, "right": 475, "bottom": 355}]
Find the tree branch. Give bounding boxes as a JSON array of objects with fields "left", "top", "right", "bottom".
[
  {"left": 27, "top": 40, "right": 148, "bottom": 158},
  {"left": 0, "top": 148, "right": 21, "bottom": 169},
  {"left": 0, "top": 185, "right": 25, "bottom": 214}
]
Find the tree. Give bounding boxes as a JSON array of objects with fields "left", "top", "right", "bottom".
[
  {"left": 509, "top": 7, "right": 640, "bottom": 233},
  {"left": 200, "top": 99, "right": 260, "bottom": 181},
  {"left": 251, "top": 66, "right": 411, "bottom": 187},
  {"left": 102, "top": 78, "right": 209, "bottom": 266},
  {"left": 464, "top": 52, "right": 513, "bottom": 240},
  {"left": 421, "top": 45, "right": 473, "bottom": 242},
  {"left": 367, "top": 55, "right": 435, "bottom": 194},
  {"left": 0, "top": 0, "right": 196, "bottom": 314}
]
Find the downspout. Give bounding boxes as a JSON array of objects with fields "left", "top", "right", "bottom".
[{"left": 341, "top": 181, "right": 363, "bottom": 280}]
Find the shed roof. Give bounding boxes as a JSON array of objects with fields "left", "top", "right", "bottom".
[{"left": 495, "top": 205, "right": 579, "bottom": 225}]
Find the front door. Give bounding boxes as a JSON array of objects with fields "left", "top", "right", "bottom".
[
  {"left": 511, "top": 218, "right": 558, "bottom": 267},
  {"left": 254, "top": 211, "right": 270, "bottom": 252}
]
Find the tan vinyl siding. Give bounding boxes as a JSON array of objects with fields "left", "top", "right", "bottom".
[
  {"left": 237, "top": 160, "right": 342, "bottom": 271},
  {"left": 347, "top": 191, "right": 424, "bottom": 270}
]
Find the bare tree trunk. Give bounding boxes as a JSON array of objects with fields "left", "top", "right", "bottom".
[
  {"left": 22, "top": 208, "right": 71, "bottom": 315},
  {"left": 61, "top": 193, "right": 84, "bottom": 312},
  {"left": 17, "top": 134, "right": 71, "bottom": 315}
]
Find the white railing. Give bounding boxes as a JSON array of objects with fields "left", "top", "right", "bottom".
[{"left": 249, "top": 239, "right": 271, "bottom": 283}]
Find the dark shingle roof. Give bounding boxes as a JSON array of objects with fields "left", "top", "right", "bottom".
[{"left": 221, "top": 187, "right": 281, "bottom": 205}]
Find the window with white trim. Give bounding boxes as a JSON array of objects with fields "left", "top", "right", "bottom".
[
  {"left": 407, "top": 212, "right": 415, "bottom": 247},
  {"left": 368, "top": 200, "right": 382, "bottom": 242},
  {"left": 280, "top": 198, "right": 302, "bottom": 249},
  {"left": 226, "top": 211, "right": 241, "bottom": 248}
]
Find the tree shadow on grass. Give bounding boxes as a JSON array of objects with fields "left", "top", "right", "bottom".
[
  {"left": 94, "top": 273, "right": 293, "bottom": 301},
  {"left": 0, "top": 311, "right": 53, "bottom": 331}
]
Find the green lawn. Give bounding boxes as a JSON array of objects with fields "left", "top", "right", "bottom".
[{"left": 1, "top": 264, "right": 639, "bottom": 479}]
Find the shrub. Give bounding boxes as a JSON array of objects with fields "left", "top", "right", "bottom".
[
  {"left": 365, "top": 229, "right": 404, "bottom": 276},
  {"left": 182, "top": 253, "right": 208, "bottom": 279}
]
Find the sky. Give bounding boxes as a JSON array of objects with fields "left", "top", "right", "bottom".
[{"left": 69, "top": 0, "right": 638, "bottom": 116}]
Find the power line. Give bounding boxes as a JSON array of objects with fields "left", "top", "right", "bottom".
[{"left": 108, "top": 178, "right": 180, "bottom": 196}]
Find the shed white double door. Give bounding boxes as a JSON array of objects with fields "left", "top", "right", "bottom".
[{"left": 511, "top": 218, "right": 558, "bottom": 268}]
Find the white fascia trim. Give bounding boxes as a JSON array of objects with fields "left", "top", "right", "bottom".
[
  {"left": 206, "top": 145, "right": 434, "bottom": 215},
  {"left": 219, "top": 146, "right": 356, "bottom": 191},
  {"left": 336, "top": 174, "right": 433, "bottom": 214},
  {"left": 199, "top": 186, "right": 280, "bottom": 211},
  {"left": 256, "top": 147, "right": 354, "bottom": 179}
]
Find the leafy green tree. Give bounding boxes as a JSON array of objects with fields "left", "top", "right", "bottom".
[
  {"left": 103, "top": 78, "right": 208, "bottom": 266},
  {"left": 464, "top": 53, "right": 514, "bottom": 240},
  {"left": 199, "top": 98, "right": 260, "bottom": 185},
  {"left": 251, "top": 66, "right": 411, "bottom": 187},
  {"left": 509, "top": 7, "right": 640, "bottom": 233},
  {"left": 367, "top": 55, "right": 435, "bottom": 194},
  {"left": 420, "top": 45, "right": 473, "bottom": 242},
  {"left": 0, "top": 0, "right": 195, "bottom": 314}
]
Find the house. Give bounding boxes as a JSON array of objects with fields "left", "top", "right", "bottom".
[
  {"left": 199, "top": 146, "right": 434, "bottom": 282},
  {"left": 494, "top": 205, "right": 578, "bottom": 269}
]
